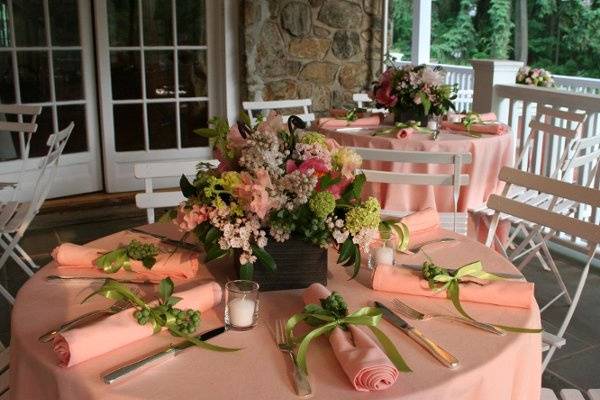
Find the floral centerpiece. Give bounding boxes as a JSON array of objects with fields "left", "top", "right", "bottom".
[
  {"left": 516, "top": 66, "right": 554, "bottom": 87},
  {"left": 371, "top": 64, "right": 457, "bottom": 125},
  {"left": 172, "top": 113, "right": 380, "bottom": 290}
]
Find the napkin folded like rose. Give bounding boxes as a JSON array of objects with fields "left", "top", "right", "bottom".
[
  {"left": 317, "top": 115, "right": 382, "bottom": 129},
  {"left": 372, "top": 265, "right": 534, "bottom": 309},
  {"left": 302, "top": 283, "right": 399, "bottom": 392},
  {"left": 53, "top": 282, "right": 222, "bottom": 367},
  {"left": 52, "top": 242, "right": 199, "bottom": 281},
  {"left": 396, "top": 127, "right": 414, "bottom": 139}
]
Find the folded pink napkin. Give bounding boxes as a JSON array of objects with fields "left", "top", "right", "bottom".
[
  {"left": 53, "top": 282, "right": 222, "bottom": 367},
  {"left": 440, "top": 120, "right": 509, "bottom": 135},
  {"left": 372, "top": 265, "right": 534, "bottom": 308},
  {"left": 396, "top": 127, "right": 414, "bottom": 139},
  {"left": 395, "top": 208, "right": 441, "bottom": 246},
  {"left": 318, "top": 116, "right": 382, "bottom": 129},
  {"left": 52, "top": 241, "right": 199, "bottom": 281},
  {"left": 302, "top": 283, "right": 398, "bottom": 391}
]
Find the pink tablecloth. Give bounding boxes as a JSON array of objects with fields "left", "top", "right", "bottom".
[
  {"left": 321, "top": 127, "right": 514, "bottom": 240},
  {"left": 10, "top": 224, "right": 540, "bottom": 400}
]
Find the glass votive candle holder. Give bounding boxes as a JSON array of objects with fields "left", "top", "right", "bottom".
[
  {"left": 368, "top": 238, "right": 396, "bottom": 269},
  {"left": 224, "top": 280, "right": 260, "bottom": 331}
]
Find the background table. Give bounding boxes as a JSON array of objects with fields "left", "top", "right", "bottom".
[
  {"left": 321, "top": 127, "right": 514, "bottom": 240},
  {"left": 10, "top": 223, "right": 540, "bottom": 399}
]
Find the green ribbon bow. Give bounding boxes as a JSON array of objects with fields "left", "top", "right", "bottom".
[
  {"left": 379, "top": 220, "right": 410, "bottom": 252},
  {"left": 84, "top": 278, "right": 240, "bottom": 353},
  {"left": 95, "top": 240, "right": 160, "bottom": 273},
  {"left": 424, "top": 260, "right": 542, "bottom": 334},
  {"left": 285, "top": 305, "right": 411, "bottom": 374}
]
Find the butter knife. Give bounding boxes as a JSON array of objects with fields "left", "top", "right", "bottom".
[
  {"left": 103, "top": 326, "right": 226, "bottom": 384},
  {"left": 129, "top": 228, "right": 201, "bottom": 252},
  {"left": 46, "top": 275, "right": 156, "bottom": 285},
  {"left": 375, "top": 301, "right": 459, "bottom": 369},
  {"left": 399, "top": 264, "right": 523, "bottom": 280}
]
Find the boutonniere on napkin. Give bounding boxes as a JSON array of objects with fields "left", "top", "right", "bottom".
[
  {"left": 95, "top": 240, "right": 161, "bottom": 273},
  {"left": 85, "top": 278, "right": 239, "bottom": 352},
  {"left": 335, "top": 107, "right": 367, "bottom": 123},
  {"left": 285, "top": 291, "right": 411, "bottom": 374},
  {"left": 371, "top": 121, "right": 432, "bottom": 139},
  {"left": 461, "top": 112, "right": 483, "bottom": 132},
  {"left": 421, "top": 259, "right": 542, "bottom": 333}
]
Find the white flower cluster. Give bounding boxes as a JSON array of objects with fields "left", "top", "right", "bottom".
[
  {"left": 270, "top": 222, "right": 292, "bottom": 242},
  {"left": 275, "top": 170, "right": 318, "bottom": 209},
  {"left": 352, "top": 227, "right": 378, "bottom": 252},
  {"left": 293, "top": 143, "right": 332, "bottom": 166},
  {"left": 326, "top": 215, "right": 349, "bottom": 244},
  {"left": 239, "top": 129, "right": 286, "bottom": 176}
]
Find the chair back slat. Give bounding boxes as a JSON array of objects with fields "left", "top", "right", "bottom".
[
  {"left": 0, "top": 121, "right": 38, "bottom": 133},
  {"left": 528, "top": 120, "right": 582, "bottom": 140},
  {"left": 0, "top": 104, "right": 42, "bottom": 116},
  {"left": 535, "top": 105, "right": 587, "bottom": 122},
  {"left": 351, "top": 147, "right": 472, "bottom": 165},
  {"left": 360, "top": 170, "right": 469, "bottom": 186}
]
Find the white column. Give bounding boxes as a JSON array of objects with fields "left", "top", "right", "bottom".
[
  {"left": 381, "top": 0, "right": 389, "bottom": 68},
  {"left": 411, "top": 0, "right": 431, "bottom": 64},
  {"left": 224, "top": 0, "right": 240, "bottom": 124},
  {"left": 471, "top": 59, "right": 523, "bottom": 119}
]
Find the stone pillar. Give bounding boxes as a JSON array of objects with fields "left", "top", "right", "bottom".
[{"left": 471, "top": 59, "right": 524, "bottom": 119}]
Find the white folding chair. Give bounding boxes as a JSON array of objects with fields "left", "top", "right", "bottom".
[
  {"left": 352, "top": 93, "right": 387, "bottom": 114},
  {"left": 0, "top": 122, "right": 74, "bottom": 304},
  {"left": 352, "top": 147, "right": 472, "bottom": 234},
  {"left": 0, "top": 343, "right": 8, "bottom": 400},
  {"left": 485, "top": 167, "right": 600, "bottom": 370},
  {"left": 242, "top": 99, "right": 315, "bottom": 127},
  {"left": 134, "top": 159, "right": 218, "bottom": 224}
]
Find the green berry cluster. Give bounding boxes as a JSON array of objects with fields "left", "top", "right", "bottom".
[
  {"left": 174, "top": 308, "right": 201, "bottom": 335},
  {"left": 134, "top": 308, "right": 152, "bottom": 325},
  {"left": 126, "top": 240, "right": 159, "bottom": 261},
  {"left": 320, "top": 292, "right": 348, "bottom": 320},
  {"left": 421, "top": 261, "right": 449, "bottom": 285}
]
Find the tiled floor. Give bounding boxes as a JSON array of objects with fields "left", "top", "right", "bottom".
[{"left": 0, "top": 204, "right": 598, "bottom": 393}]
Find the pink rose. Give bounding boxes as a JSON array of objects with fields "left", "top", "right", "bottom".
[
  {"left": 297, "top": 158, "right": 329, "bottom": 176},
  {"left": 326, "top": 174, "right": 351, "bottom": 199},
  {"left": 374, "top": 83, "right": 398, "bottom": 108},
  {"left": 286, "top": 159, "right": 298, "bottom": 173},
  {"left": 174, "top": 203, "right": 209, "bottom": 232}
]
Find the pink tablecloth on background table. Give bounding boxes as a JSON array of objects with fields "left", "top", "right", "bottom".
[
  {"left": 321, "top": 127, "right": 514, "bottom": 240},
  {"left": 10, "top": 224, "right": 540, "bottom": 400}
]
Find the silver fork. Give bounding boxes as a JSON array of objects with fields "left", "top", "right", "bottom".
[
  {"left": 398, "top": 238, "right": 456, "bottom": 255},
  {"left": 274, "top": 319, "right": 313, "bottom": 398},
  {"left": 392, "top": 298, "right": 505, "bottom": 336},
  {"left": 38, "top": 301, "right": 129, "bottom": 343}
]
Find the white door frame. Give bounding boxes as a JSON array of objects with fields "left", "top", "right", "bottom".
[
  {"left": 0, "top": 0, "right": 103, "bottom": 199},
  {"left": 94, "top": 0, "right": 222, "bottom": 193}
]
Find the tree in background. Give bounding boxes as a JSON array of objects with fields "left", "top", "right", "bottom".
[{"left": 391, "top": 0, "right": 600, "bottom": 78}]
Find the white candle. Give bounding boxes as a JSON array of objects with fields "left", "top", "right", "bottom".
[
  {"left": 448, "top": 114, "right": 462, "bottom": 123},
  {"left": 228, "top": 297, "right": 256, "bottom": 327},
  {"left": 375, "top": 247, "right": 394, "bottom": 265},
  {"left": 427, "top": 120, "right": 438, "bottom": 130}
]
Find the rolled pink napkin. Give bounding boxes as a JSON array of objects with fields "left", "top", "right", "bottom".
[
  {"left": 440, "top": 120, "right": 509, "bottom": 135},
  {"left": 52, "top": 242, "right": 199, "bottom": 281},
  {"left": 394, "top": 208, "right": 442, "bottom": 246},
  {"left": 53, "top": 281, "right": 222, "bottom": 367},
  {"left": 317, "top": 116, "right": 382, "bottom": 129},
  {"left": 372, "top": 265, "right": 534, "bottom": 308},
  {"left": 302, "top": 283, "right": 399, "bottom": 392},
  {"left": 396, "top": 127, "right": 414, "bottom": 139}
]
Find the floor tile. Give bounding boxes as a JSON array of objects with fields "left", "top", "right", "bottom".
[
  {"left": 543, "top": 369, "right": 581, "bottom": 392},
  {"left": 547, "top": 345, "right": 600, "bottom": 389}
]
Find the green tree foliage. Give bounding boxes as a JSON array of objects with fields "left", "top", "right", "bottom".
[{"left": 391, "top": 0, "right": 600, "bottom": 78}]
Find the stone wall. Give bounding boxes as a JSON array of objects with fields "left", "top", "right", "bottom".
[{"left": 243, "top": 0, "right": 385, "bottom": 113}]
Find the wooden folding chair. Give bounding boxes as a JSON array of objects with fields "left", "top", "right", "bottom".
[
  {"left": 352, "top": 147, "right": 472, "bottom": 234},
  {"left": 242, "top": 99, "right": 315, "bottom": 127},
  {"left": 485, "top": 167, "right": 600, "bottom": 370},
  {"left": 134, "top": 159, "right": 218, "bottom": 224}
]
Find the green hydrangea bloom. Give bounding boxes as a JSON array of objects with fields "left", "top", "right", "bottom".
[
  {"left": 345, "top": 196, "right": 381, "bottom": 235},
  {"left": 221, "top": 171, "right": 241, "bottom": 192},
  {"left": 300, "top": 131, "right": 327, "bottom": 146},
  {"left": 309, "top": 191, "right": 336, "bottom": 220}
]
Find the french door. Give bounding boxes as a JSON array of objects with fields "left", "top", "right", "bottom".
[
  {"left": 0, "top": 0, "right": 102, "bottom": 198},
  {"left": 94, "top": 0, "right": 216, "bottom": 192}
]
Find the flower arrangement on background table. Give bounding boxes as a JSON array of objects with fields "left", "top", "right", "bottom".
[
  {"left": 170, "top": 113, "right": 381, "bottom": 286},
  {"left": 516, "top": 66, "right": 554, "bottom": 87},
  {"left": 371, "top": 64, "right": 457, "bottom": 125}
]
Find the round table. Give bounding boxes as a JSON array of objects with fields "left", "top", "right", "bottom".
[
  {"left": 10, "top": 223, "right": 541, "bottom": 400},
  {"left": 321, "top": 127, "right": 514, "bottom": 239}
]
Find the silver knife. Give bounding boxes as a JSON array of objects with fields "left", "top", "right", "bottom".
[
  {"left": 375, "top": 301, "right": 459, "bottom": 369},
  {"left": 129, "top": 228, "right": 201, "bottom": 253},
  {"left": 102, "top": 326, "right": 226, "bottom": 384},
  {"left": 399, "top": 264, "right": 523, "bottom": 280},
  {"left": 46, "top": 275, "right": 156, "bottom": 285}
]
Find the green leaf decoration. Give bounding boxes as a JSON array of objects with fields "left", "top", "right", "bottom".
[
  {"left": 350, "top": 245, "right": 361, "bottom": 279},
  {"left": 205, "top": 244, "right": 228, "bottom": 263},
  {"left": 159, "top": 277, "right": 174, "bottom": 303},
  {"left": 420, "top": 92, "right": 431, "bottom": 115},
  {"left": 319, "top": 174, "right": 342, "bottom": 191},
  {"left": 194, "top": 128, "right": 219, "bottom": 138},
  {"left": 179, "top": 174, "right": 196, "bottom": 198},
  {"left": 378, "top": 221, "right": 392, "bottom": 240},
  {"left": 239, "top": 263, "right": 254, "bottom": 280},
  {"left": 142, "top": 256, "right": 155, "bottom": 269},
  {"left": 351, "top": 173, "right": 366, "bottom": 199},
  {"left": 205, "top": 227, "right": 220, "bottom": 245},
  {"left": 239, "top": 111, "right": 252, "bottom": 127},
  {"left": 337, "top": 238, "right": 354, "bottom": 265},
  {"left": 251, "top": 244, "right": 276, "bottom": 272}
]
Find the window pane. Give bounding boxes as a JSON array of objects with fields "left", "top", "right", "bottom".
[
  {"left": 49, "top": 0, "right": 80, "bottom": 46},
  {"left": 0, "top": 52, "right": 15, "bottom": 103},
  {"left": 178, "top": 50, "right": 207, "bottom": 98},
  {"left": 148, "top": 102, "right": 176, "bottom": 149},
  {"left": 114, "top": 104, "right": 144, "bottom": 151},
  {"left": 17, "top": 51, "right": 50, "bottom": 103},
  {"left": 176, "top": 0, "right": 205, "bottom": 45},
  {"left": 108, "top": 0, "right": 139, "bottom": 47},
  {"left": 58, "top": 104, "right": 87, "bottom": 154},
  {"left": 29, "top": 107, "right": 53, "bottom": 158},
  {"left": 143, "top": 0, "right": 172, "bottom": 46},
  {"left": 180, "top": 101, "right": 208, "bottom": 148},
  {"left": 54, "top": 51, "right": 83, "bottom": 101},
  {"left": 0, "top": 1, "right": 10, "bottom": 47},
  {"left": 110, "top": 51, "right": 141, "bottom": 100},
  {"left": 145, "top": 50, "right": 173, "bottom": 99},
  {"left": 12, "top": 0, "right": 46, "bottom": 46}
]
